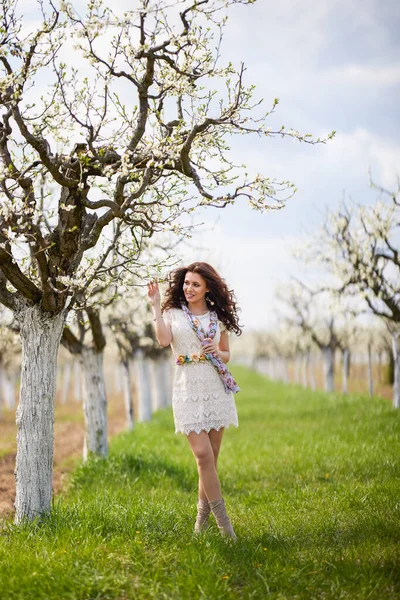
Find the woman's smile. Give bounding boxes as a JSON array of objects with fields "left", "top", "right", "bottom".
[{"left": 183, "top": 272, "right": 208, "bottom": 305}]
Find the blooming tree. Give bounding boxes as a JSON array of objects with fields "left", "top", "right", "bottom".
[
  {"left": 277, "top": 283, "right": 354, "bottom": 392},
  {"left": 313, "top": 182, "right": 400, "bottom": 407},
  {"left": 252, "top": 326, "right": 314, "bottom": 387},
  {"left": 0, "top": 0, "right": 333, "bottom": 522}
]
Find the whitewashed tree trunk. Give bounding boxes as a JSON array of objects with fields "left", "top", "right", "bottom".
[
  {"left": 342, "top": 348, "right": 350, "bottom": 395},
  {"left": 81, "top": 348, "right": 108, "bottom": 461},
  {"left": 271, "top": 359, "right": 277, "bottom": 380},
  {"left": 301, "top": 354, "right": 308, "bottom": 388},
  {"left": 378, "top": 352, "right": 382, "bottom": 384},
  {"left": 150, "top": 356, "right": 172, "bottom": 410},
  {"left": 308, "top": 354, "right": 316, "bottom": 391},
  {"left": 280, "top": 358, "right": 286, "bottom": 382},
  {"left": 2, "top": 369, "right": 16, "bottom": 409},
  {"left": 135, "top": 350, "right": 152, "bottom": 422},
  {"left": 294, "top": 356, "right": 301, "bottom": 384},
  {"left": 322, "top": 346, "right": 335, "bottom": 393},
  {"left": 10, "top": 370, "right": 18, "bottom": 408},
  {"left": 73, "top": 359, "right": 82, "bottom": 402},
  {"left": 284, "top": 358, "right": 290, "bottom": 384},
  {"left": 121, "top": 359, "right": 134, "bottom": 431},
  {"left": 258, "top": 357, "right": 267, "bottom": 376},
  {"left": 391, "top": 332, "right": 400, "bottom": 409},
  {"left": 277, "top": 358, "right": 282, "bottom": 381},
  {"left": 14, "top": 305, "right": 66, "bottom": 523},
  {"left": 114, "top": 363, "right": 124, "bottom": 394},
  {"left": 60, "top": 362, "right": 72, "bottom": 404},
  {"left": 276, "top": 358, "right": 282, "bottom": 382},
  {"left": 367, "top": 343, "right": 374, "bottom": 398},
  {"left": 264, "top": 358, "right": 269, "bottom": 377},
  {"left": 150, "top": 359, "right": 163, "bottom": 412},
  {"left": 257, "top": 357, "right": 265, "bottom": 376},
  {"left": 277, "top": 358, "right": 282, "bottom": 380},
  {"left": 159, "top": 357, "right": 173, "bottom": 407},
  {"left": 163, "top": 356, "right": 173, "bottom": 407}
]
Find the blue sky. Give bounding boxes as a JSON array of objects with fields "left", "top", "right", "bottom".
[{"left": 180, "top": 0, "right": 400, "bottom": 329}]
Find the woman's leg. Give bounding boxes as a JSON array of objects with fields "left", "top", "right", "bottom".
[
  {"left": 198, "top": 428, "right": 224, "bottom": 500},
  {"left": 187, "top": 431, "right": 222, "bottom": 502},
  {"left": 206, "top": 428, "right": 236, "bottom": 538},
  {"left": 189, "top": 428, "right": 236, "bottom": 538}
]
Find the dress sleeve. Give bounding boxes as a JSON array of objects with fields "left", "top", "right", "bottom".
[{"left": 218, "top": 320, "right": 227, "bottom": 334}]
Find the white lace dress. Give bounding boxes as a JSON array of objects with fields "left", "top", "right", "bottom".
[{"left": 163, "top": 308, "right": 239, "bottom": 436}]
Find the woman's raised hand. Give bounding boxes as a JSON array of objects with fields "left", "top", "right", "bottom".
[{"left": 147, "top": 279, "right": 161, "bottom": 307}]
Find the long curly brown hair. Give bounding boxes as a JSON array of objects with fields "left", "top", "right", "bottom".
[{"left": 162, "top": 262, "right": 242, "bottom": 335}]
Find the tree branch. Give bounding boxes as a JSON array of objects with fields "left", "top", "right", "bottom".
[{"left": 0, "top": 248, "right": 42, "bottom": 304}]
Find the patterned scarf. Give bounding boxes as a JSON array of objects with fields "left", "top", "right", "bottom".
[{"left": 181, "top": 303, "right": 240, "bottom": 394}]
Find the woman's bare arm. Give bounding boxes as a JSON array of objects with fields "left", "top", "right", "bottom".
[{"left": 147, "top": 280, "right": 172, "bottom": 347}]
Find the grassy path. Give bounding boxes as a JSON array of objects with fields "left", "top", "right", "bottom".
[{"left": 0, "top": 367, "right": 399, "bottom": 599}]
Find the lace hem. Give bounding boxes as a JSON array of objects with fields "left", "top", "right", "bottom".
[{"left": 175, "top": 419, "right": 239, "bottom": 436}]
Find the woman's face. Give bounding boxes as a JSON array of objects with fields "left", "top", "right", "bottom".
[{"left": 183, "top": 271, "right": 209, "bottom": 304}]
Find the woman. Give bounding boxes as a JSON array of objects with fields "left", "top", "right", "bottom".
[{"left": 147, "top": 262, "right": 241, "bottom": 540}]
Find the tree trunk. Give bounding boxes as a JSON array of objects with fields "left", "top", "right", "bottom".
[
  {"left": 1, "top": 368, "right": 16, "bottom": 409},
  {"left": 367, "top": 343, "right": 374, "bottom": 398},
  {"left": 391, "top": 332, "right": 400, "bottom": 410},
  {"left": 73, "top": 359, "right": 82, "bottom": 402},
  {"left": 342, "top": 348, "right": 350, "bottom": 395},
  {"left": 308, "top": 354, "right": 316, "bottom": 391},
  {"left": 162, "top": 356, "right": 173, "bottom": 407},
  {"left": 150, "top": 356, "right": 172, "bottom": 411},
  {"left": 135, "top": 350, "right": 152, "bottom": 422},
  {"left": 150, "top": 358, "right": 163, "bottom": 412},
  {"left": 121, "top": 359, "right": 134, "bottom": 431},
  {"left": 378, "top": 352, "right": 382, "bottom": 384},
  {"left": 284, "top": 358, "right": 290, "bottom": 384},
  {"left": 322, "top": 345, "right": 335, "bottom": 393},
  {"left": 294, "top": 356, "right": 301, "bottom": 384},
  {"left": 301, "top": 354, "right": 308, "bottom": 388},
  {"left": 386, "top": 348, "right": 395, "bottom": 385},
  {"left": 60, "top": 362, "right": 72, "bottom": 404},
  {"left": 114, "top": 363, "right": 124, "bottom": 394},
  {"left": 14, "top": 305, "right": 65, "bottom": 523},
  {"left": 81, "top": 347, "right": 108, "bottom": 460},
  {"left": 259, "top": 357, "right": 268, "bottom": 377}
]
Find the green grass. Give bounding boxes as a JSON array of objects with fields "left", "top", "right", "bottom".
[{"left": 0, "top": 366, "right": 399, "bottom": 599}]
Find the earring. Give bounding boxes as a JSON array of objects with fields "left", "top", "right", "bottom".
[{"left": 206, "top": 294, "right": 215, "bottom": 306}]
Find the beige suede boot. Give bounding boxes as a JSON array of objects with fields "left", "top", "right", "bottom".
[
  {"left": 209, "top": 498, "right": 237, "bottom": 540},
  {"left": 194, "top": 498, "right": 211, "bottom": 533}
]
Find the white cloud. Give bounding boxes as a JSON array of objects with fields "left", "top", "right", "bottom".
[
  {"left": 325, "top": 65, "right": 400, "bottom": 86},
  {"left": 317, "top": 129, "right": 400, "bottom": 190},
  {"left": 228, "top": 127, "right": 400, "bottom": 205}
]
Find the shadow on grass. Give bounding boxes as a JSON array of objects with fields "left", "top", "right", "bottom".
[{"left": 70, "top": 451, "right": 195, "bottom": 494}]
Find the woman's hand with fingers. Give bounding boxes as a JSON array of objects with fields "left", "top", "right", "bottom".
[
  {"left": 147, "top": 279, "right": 161, "bottom": 307},
  {"left": 202, "top": 337, "right": 218, "bottom": 355}
]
